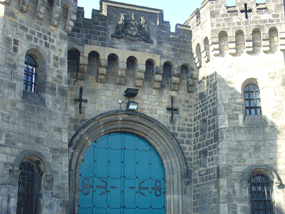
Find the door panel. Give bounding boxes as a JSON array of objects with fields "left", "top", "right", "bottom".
[{"left": 79, "top": 133, "right": 165, "bottom": 214}]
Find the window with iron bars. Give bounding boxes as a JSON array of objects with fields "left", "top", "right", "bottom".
[
  {"left": 16, "top": 160, "right": 43, "bottom": 214},
  {"left": 249, "top": 173, "right": 273, "bottom": 214},
  {"left": 244, "top": 84, "right": 261, "bottom": 115},
  {"left": 23, "top": 55, "right": 37, "bottom": 92}
]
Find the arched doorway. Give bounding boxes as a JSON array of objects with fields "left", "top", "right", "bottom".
[
  {"left": 69, "top": 111, "right": 189, "bottom": 214},
  {"left": 79, "top": 132, "right": 165, "bottom": 213}
]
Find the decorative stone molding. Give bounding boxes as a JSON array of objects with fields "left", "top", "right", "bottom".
[
  {"left": 153, "top": 66, "right": 162, "bottom": 89},
  {"left": 98, "top": 59, "right": 107, "bottom": 83},
  {"left": 69, "top": 111, "right": 189, "bottom": 214},
  {"left": 262, "top": 33, "right": 270, "bottom": 53},
  {"left": 51, "top": 5, "right": 62, "bottom": 27},
  {"left": 35, "top": 0, "right": 45, "bottom": 20},
  {"left": 19, "top": 0, "right": 29, "bottom": 13},
  {"left": 116, "top": 62, "right": 126, "bottom": 85},
  {"left": 135, "top": 64, "right": 145, "bottom": 87},
  {"left": 241, "top": 164, "right": 284, "bottom": 189},
  {"left": 65, "top": 9, "right": 77, "bottom": 34}
]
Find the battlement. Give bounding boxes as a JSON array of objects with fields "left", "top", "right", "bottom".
[
  {"left": 184, "top": 0, "right": 285, "bottom": 71},
  {"left": 0, "top": 0, "right": 77, "bottom": 33}
]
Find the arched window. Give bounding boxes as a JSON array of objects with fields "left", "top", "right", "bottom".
[
  {"left": 249, "top": 173, "right": 273, "bottom": 213},
  {"left": 16, "top": 160, "right": 43, "bottom": 214},
  {"left": 244, "top": 84, "right": 261, "bottom": 115},
  {"left": 23, "top": 55, "right": 37, "bottom": 92}
]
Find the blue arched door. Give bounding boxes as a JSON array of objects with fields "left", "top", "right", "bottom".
[{"left": 79, "top": 133, "right": 165, "bottom": 214}]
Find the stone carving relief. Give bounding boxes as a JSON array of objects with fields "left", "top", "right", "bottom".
[{"left": 112, "top": 13, "right": 153, "bottom": 44}]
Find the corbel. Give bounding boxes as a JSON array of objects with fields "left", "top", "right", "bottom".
[
  {"left": 65, "top": 9, "right": 77, "bottom": 34},
  {"left": 77, "top": 56, "right": 88, "bottom": 80},
  {"left": 19, "top": 0, "right": 29, "bottom": 13},
  {"left": 97, "top": 59, "right": 107, "bottom": 83},
  {"left": 170, "top": 67, "right": 180, "bottom": 91},
  {"left": 153, "top": 66, "right": 162, "bottom": 89},
  {"left": 262, "top": 33, "right": 270, "bottom": 53},
  {"left": 228, "top": 36, "right": 236, "bottom": 55},
  {"left": 35, "top": 0, "right": 45, "bottom": 20},
  {"left": 279, "top": 32, "right": 285, "bottom": 51},
  {"left": 245, "top": 35, "right": 253, "bottom": 53},
  {"left": 51, "top": 5, "right": 62, "bottom": 27},
  {"left": 210, "top": 37, "right": 220, "bottom": 56},
  {"left": 135, "top": 64, "right": 145, "bottom": 87},
  {"left": 116, "top": 62, "right": 126, "bottom": 85}
]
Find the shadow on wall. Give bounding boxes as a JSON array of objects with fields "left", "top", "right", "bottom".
[{"left": 193, "top": 72, "right": 284, "bottom": 213}]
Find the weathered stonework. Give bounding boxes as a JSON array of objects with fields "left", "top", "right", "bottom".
[{"left": 0, "top": 0, "right": 285, "bottom": 213}]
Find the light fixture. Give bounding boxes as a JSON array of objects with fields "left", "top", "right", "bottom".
[
  {"left": 126, "top": 101, "right": 139, "bottom": 111},
  {"left": 124, "top": 88, "right": 139, "bottom": 98},
  {"left": 123, "top": 88, "right": 139, "bottom": 111}
]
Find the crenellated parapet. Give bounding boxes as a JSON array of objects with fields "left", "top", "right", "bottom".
[
  {"left": 184, "top": 0, "right": 285, "bottom": 70},
  {"left": 0, "top": 0, "right": 77, "bottom": 33}
]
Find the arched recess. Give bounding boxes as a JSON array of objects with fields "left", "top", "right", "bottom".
[
  {"left": 269, "top": 27, "right": 279, "bottom": 53},
  {"left": 235, "top": 30, "right": 245, "bottom": 55},
  {"left": 204, "top": 37, "right": 210, "bottom": 62},
  {"left": 196, "top": 44, "right": 202, "bottom": 68},
  {"left": 68, "top": 48, "right": 80, "bottom": 79},
  {"left": 87, "top": 51, "right": 100, "bottom": 75},
  {"left": 219, "top": 31, "right": 228, "bottom": 56},
  {"left": 127, "top": 56, "right": 137, "bottom": 71},
  {"left": 69, "top": 111, "right": 189, "bottom": 214},
  {"left": 145, "top": 59, "right": 155, "bottom": 82},
  {"left": 252, "top": 28, "right": 262, "bottom": 53}
]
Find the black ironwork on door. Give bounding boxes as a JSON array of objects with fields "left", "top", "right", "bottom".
[
  {"left": 249, "top": 173, "right": 273, "bottom": 214},
  {"left": 16, "top": 160, "right": 43, "bottom": 214}
]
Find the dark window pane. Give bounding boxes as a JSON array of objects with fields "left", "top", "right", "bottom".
[
  {"left": 250, "top": 92, "right": 255, "bottom": 99},
  {"left": 244, "top": 93, "right": 249, "bottom": 99},
  {"left": 23, "top": 55, "right": 37, "bottom": 92},
  {"left": 246, "top": 109, "right": 250, "bottom": 115},
  {"left": 256, "top": 92, "right": 260, "bottom": 98},
  {"left": 251, "top": 109, "right": 256, "bottom": 115},
  {"left": 250, "top": 100, "right": 255, "bottom": 107},
  {"left": 245, "top": 101, "right": 250, "bottom": 107},
  {"left": 256, "top": 108, "right": 261, "bottom": 115}
]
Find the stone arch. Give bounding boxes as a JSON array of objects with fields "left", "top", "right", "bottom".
[
  {"left": 162, "top": 61, "right": 172, "bottom": 89},
  {"left": 10, "top": 150, "right": 53, "bottom": 189},
  {"left": 69, "top": 111, "right": 189, "bottom": 214},
  {"left": 241, "top": 165, "right": 282, "bottom": 214},
  {"left": 241, "top": 165, "right": 283, "bottom": 186}
]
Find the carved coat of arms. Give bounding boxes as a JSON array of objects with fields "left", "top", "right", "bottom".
[{"left": 112, "top": 13, "right": 153, "bottom": 44}]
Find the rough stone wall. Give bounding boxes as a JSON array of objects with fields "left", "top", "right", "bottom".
[
  {"left": 185, "top": 0, "right": 285, "bottom": 213},
  {"left": 0, "top": 0, "right": 76, "bottom": 213}
]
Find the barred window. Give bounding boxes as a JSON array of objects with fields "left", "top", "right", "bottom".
[
  {"left": 249, "top": 173, "right": 273, "bottom": 214},
  {"left": 16, "top": 160, "right": 43, "bottom": 214},
  {"left": 23, "top": 55, "right": 37, "bottom": 92},
  {"left": 244, "top": 84, "right": 261, "bottom": 115}
]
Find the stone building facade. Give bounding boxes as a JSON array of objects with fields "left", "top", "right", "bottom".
[{"left": 0, "top": 0, "right": 285, "bottom": 213}]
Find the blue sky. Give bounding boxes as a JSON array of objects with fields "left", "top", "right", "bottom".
[{"left": 77, "top": 0, "right": 264, "bottom": 32}]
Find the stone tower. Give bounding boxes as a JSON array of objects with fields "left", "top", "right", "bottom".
[{"left": 0, "top": 0, "right": 284, "bottom": 213}]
